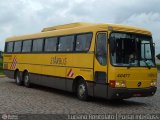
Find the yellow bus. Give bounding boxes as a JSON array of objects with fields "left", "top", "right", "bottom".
[{"left": 3, "top": 22, "right": 157, "bottom": 100}]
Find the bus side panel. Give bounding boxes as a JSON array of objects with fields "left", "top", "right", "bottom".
[
  {"left": 4, "top": 69, "right": 14, "bottom": 79},
  {"left": 30, "top": 73, "right": 66, "bottom": 90},
  {"left": 3, "top": 52, "right": 94, "bottom": 93},
  {"left": 3, "top": 54, "right": 15, "bottom": 79},
  {"left": 65, "top": 53, "right": 94, "bottom": 93}
]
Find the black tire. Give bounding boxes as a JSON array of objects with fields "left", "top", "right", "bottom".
[
  {"left": 23, "top": 72, "right": 31, "bottom": 88},
  {"left": 77, "top": 80, "right": 89, "bottom": 101},
  {"left": 15, "top": 71, "right": 23, "bottom": 85}
]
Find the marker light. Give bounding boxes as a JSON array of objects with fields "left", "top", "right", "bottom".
[
  {"left": 109, "top": 80, "right": 116, "bottom": 88},
  {"left": 108, "top": 26, "right": 113, "bottom": 31},
  {"left": 115, "top": 80, "right": 126, "bottom": 88},
  {"left": 109, "top": 80, "right": 126, "bottom": 88}
]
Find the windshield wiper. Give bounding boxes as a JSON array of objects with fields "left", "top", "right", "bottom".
[{"left": 142, "top": 59, "right": 151, "bottom": 69}]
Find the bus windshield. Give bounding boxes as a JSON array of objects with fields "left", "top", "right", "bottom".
[{"left": 110, "top": 32, "right": 155, "bottom": 67}]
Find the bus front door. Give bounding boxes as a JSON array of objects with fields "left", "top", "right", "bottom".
[{"left": 93, "top": 32, "right": 108, "bottom": 98}]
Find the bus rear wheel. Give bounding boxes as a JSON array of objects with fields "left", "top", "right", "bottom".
[
  {"left": 15, "top": 71, "right": 23, "bottom": 86},
  {"left": 77, "top": 80, "right": 89, "bottom": 101},
  {"left": 23, "top": 72, "right": 31, "bottom": 88}
]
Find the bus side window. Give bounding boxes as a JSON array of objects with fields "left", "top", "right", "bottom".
[
  {"left": 75, "top": 33, "right": 92, "bottom": 51},
  {"left": 58, "top": 35, "right": 74, "bottom": 52},
  {"left": 13, "top": 41, "right": 22, "bottom": 52},
  {"left": 22, "top": 40, "right": 32, "bottom": 52},
  {"left": 32, "top": 39, "right": 44, "bottom": 52},
  {"left": 44, "top": 37, "right": 57, "bottom": 52},
  {"left": 96, "top": 33, "right": 107, "bottom": 66},
  {"left": 6, "top": 42, "right": 14, "bottom": 53}
]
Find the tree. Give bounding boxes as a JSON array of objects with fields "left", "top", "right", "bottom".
[
  {"left": 156, "top": 54, "right": 160, "bottom": 60},
  {"left": 0, "top": 51, "right": 3, "bottom": 58}
]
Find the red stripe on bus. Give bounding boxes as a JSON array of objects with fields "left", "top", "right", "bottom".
[{"left": 67, "top": 69, "right": 72, "bottom": 77}]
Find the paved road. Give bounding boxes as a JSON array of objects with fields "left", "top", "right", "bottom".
[{"left": 0, "top": 73, "right": 159, "bottom": 114}]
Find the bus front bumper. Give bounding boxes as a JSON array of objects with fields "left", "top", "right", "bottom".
[{"left": 108, "top": 86, "right": 157, "bottom": 99}]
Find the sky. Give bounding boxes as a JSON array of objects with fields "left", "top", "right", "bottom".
[{"left": 0, "top": 0, "right": 160, "bottom": 54}]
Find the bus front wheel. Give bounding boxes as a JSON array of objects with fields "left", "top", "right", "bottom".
[
  {"left": 24, "top": 72, "right": 31, "bottom": 88},
  {"left": 77, "top": 80, "right": 89, "bottom": 101},
  {"left": 15, "top": 71, "right": 23, "bottom": 86}
]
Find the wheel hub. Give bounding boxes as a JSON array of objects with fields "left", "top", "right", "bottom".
[
  {"left": 79, "top": 84, "right": 85, "bottom": 97},
  {"left": 24, "top": 75, "right": 29, "bottom": 85},
  {"left": 16, "top": 76, "right": 20, "bottom": 83}
]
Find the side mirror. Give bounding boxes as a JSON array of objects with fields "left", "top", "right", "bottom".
[{"left": 156, "top": 53, "right": 160, "bottom": 60}]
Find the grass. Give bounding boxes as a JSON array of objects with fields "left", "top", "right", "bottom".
[{"left": 0, "top": 58, "right": 4, "bottom": 75}]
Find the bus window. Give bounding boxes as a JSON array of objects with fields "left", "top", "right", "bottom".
[
  {"left": 76, "top": 33, "right": 92, "bottom": 51},
  {"left": 44, "top": 37, "right": 58, "bottom": 52},
  {"left": 13, "top": 41, "right": 22, "bottom": 52},
  {"left": 110, "top": 32, "right": 155, "bottom": 67},
  {"left": 58, "top": 35, "right": 74, "bottom": 52},
  {"left": 96, "top": 33, "right": 107, "bottom": 66},
  {"left": 22, "top": 40, "right": 32, "bottom": 52},
  {"left": 32, "top": 39, "right": 44, "bottom": 52},
  {"left": 6, "top": 42, "right": 14, "bottom": 53}
]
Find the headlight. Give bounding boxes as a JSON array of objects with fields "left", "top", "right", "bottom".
[
  {"left": 115, "top": 80, "right": 126, "bottom": 88},
  {"left": 150, "top": 80, "right": 157, "bottom": 86}
]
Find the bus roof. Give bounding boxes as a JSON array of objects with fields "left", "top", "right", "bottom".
[
  {"left": 6, "top": 22, "right": 152, "bottom": 42},
  {"left": 41, "top": 22, "right": 94, "bottom": 32}
]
